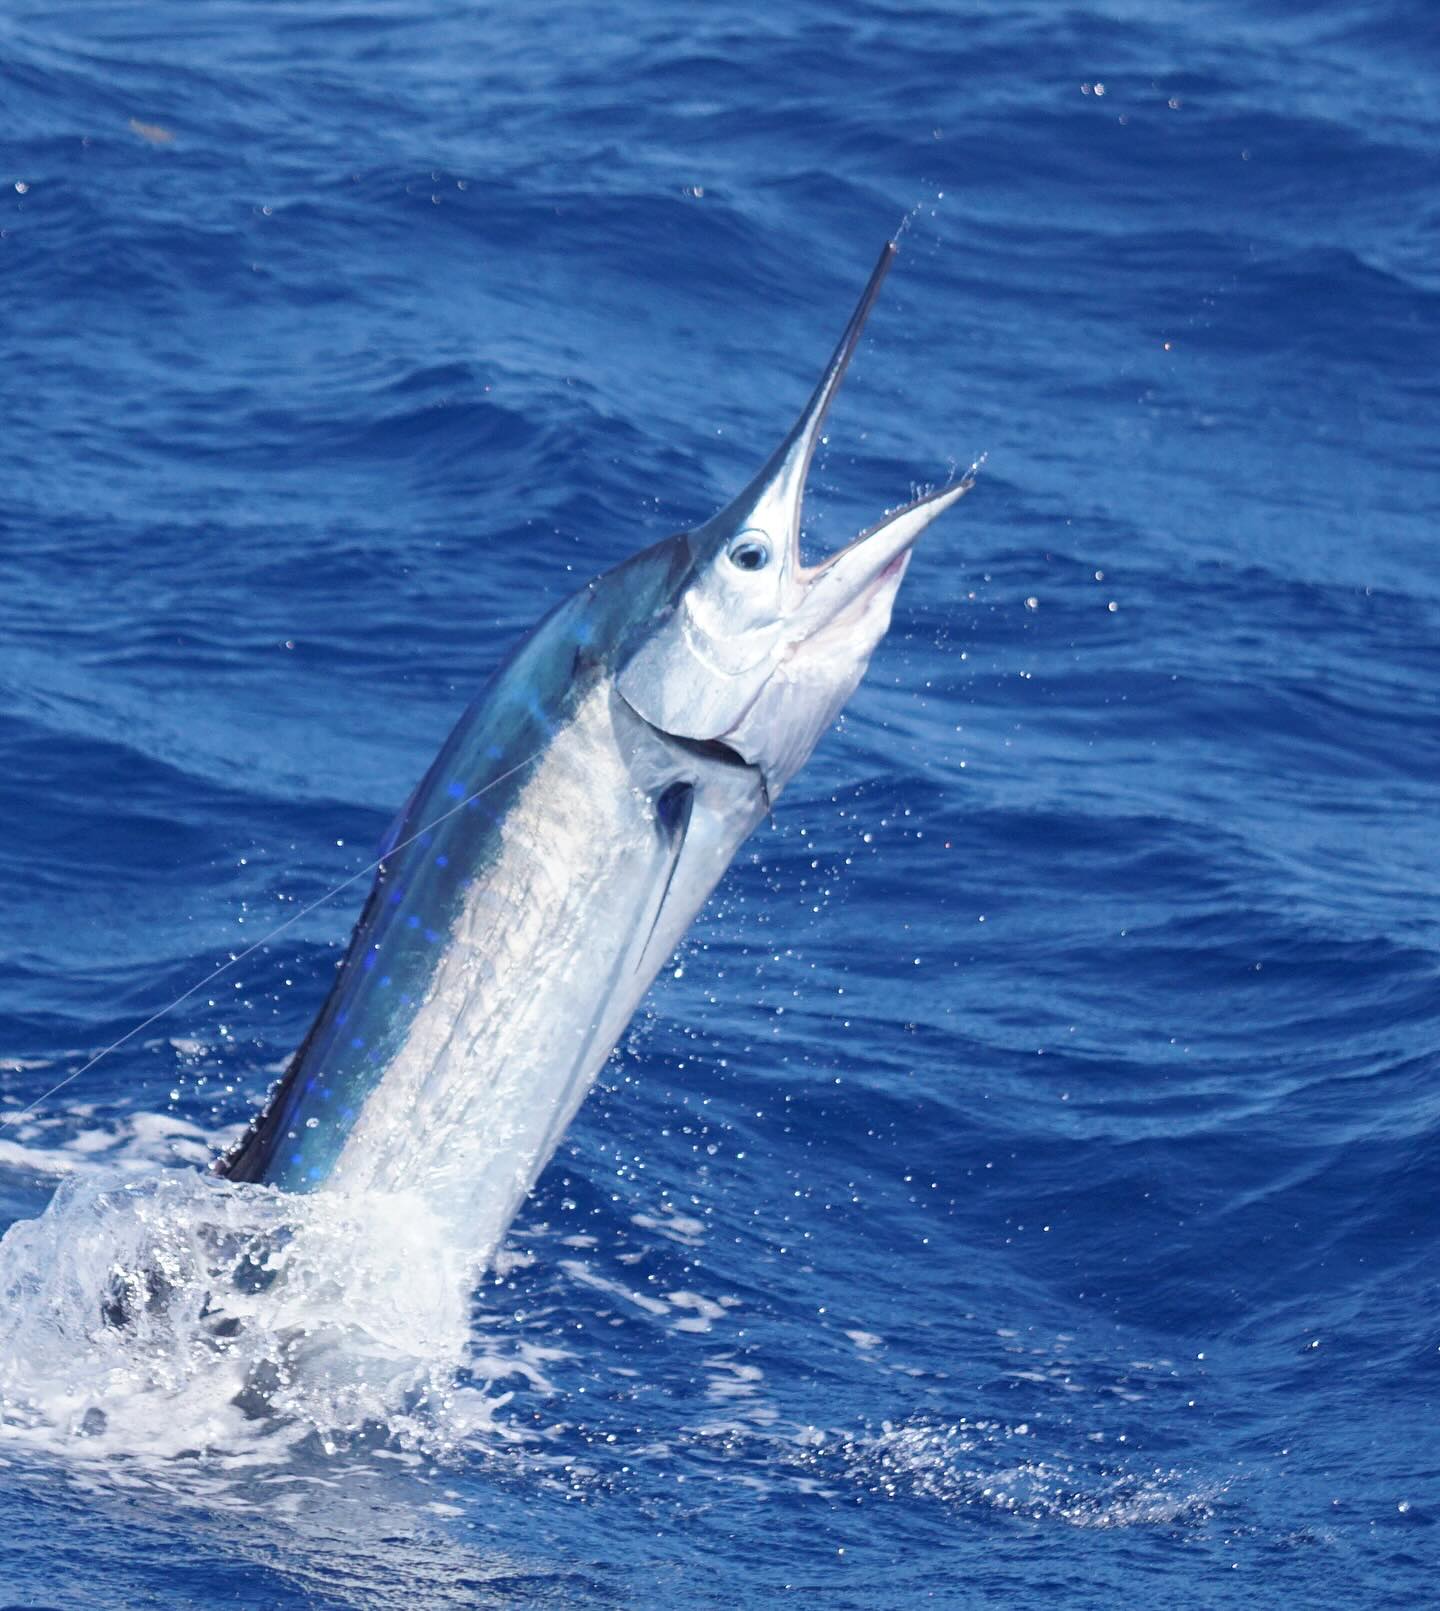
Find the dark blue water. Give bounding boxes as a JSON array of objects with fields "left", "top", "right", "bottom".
[{"left": 3, "top": 1, "right": 1438, "bottom": 1605}]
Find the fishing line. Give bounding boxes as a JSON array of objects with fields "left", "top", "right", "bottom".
[{"left": 0, "top": 747, "right": 547, "bottom": 1135}]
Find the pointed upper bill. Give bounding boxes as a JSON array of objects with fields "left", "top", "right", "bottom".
[{"left": 616, "top": 240, "right": 972, "bottom": 793}]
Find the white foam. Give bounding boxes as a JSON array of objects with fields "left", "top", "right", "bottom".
[
  {"left": 0, "top": 1166, "right": 502, "bottom": 1468},
  {"left": 0, "top": 1107, "right": 225, "bottom": 1179}
]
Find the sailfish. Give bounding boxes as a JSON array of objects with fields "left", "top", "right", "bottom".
[{"left": 218, "top": 242, "right": 971, "bottom": 1271}]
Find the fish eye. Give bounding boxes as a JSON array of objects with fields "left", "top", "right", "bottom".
[{"left": 727, "top": 536, "right": 770, "bottom": 572}]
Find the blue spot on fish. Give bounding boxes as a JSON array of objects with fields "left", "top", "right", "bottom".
[
  {"left": 435, "top": 854, "right": 448, "bottom": 868},
  {"left": 407, "top": 915, "right": 421, "bottom": 929},
  {"left": 446, "top": 780, "right": 466, "bottom": 799}
]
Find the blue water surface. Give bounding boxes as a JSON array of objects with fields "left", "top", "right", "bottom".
[{"left": 2, "top": 0, "right": 1438, "bottom": 1605}]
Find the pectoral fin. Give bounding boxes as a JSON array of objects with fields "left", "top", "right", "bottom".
[{"left": 634, "top": 781, "right": 694, "bottom": 974}]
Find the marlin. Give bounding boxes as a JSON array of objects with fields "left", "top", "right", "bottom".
[{"left": 218, "top": 242, "right": 971, "bottom": 1270}]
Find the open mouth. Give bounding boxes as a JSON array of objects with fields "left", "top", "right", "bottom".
[
  {"left": 615, "top": 240, "right": 974, "bottom": 767},
  {"left": 791, "top": 471, "right": 975, "bottom": 646},
  {"left": 694, "top": 240, "right": 975, "bottom": 600}
]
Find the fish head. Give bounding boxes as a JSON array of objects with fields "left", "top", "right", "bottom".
[{"left": 616, "top": 242, "right": 973, "bottom": 798}]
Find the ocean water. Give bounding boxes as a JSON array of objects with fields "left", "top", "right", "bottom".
[{"left": 2, "top": 0, "right": 1437, "bottom": 1605}]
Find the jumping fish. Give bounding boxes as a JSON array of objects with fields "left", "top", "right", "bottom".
[{"left": 218, "top": 243, "right": 971, "bottom": 1266}]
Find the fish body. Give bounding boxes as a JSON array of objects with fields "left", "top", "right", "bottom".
[
  {"left": 224, "top": 565, "right": 765, "bottom": 1257},
  {"left": 220, "top": 243, "right": 970, "bottom": 1264}
]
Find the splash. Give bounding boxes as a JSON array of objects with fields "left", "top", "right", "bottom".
[
  {"left": 782, "top": 1418, "right": 1221, "bottom": 1529},
  {"left": 0, "top": 1165, "right": 487, "bottom": 1465}
]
